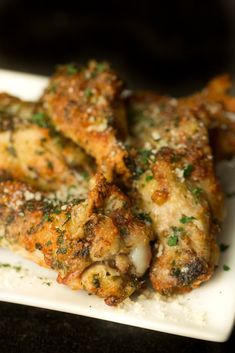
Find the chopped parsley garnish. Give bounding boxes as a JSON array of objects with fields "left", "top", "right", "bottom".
[
  {"left": 35, "top": 150, "right": 45, "bottom": 155},
  {"left": 96, "top": 63, "right": 106, "bottom": 73},
  {"left": 223, "top": 265, "right": 230, "bottom": 271},
  {"left": 180, "top": 215, "right": 196, "bottom": 224},
  {"left": 138, "top": 149, "right": 152, "bottom": 165},
  {"left": 57, "top": 247, "right": 67, "bottom": 255},
  {"left": 120, "top": 228, "right": 127, "bottom": 236},
  {"left": 31, "top": 112, "right": 49, "bottom": 128},
  {"left": 192, "top": 187, "right": 203, "bottom": 197},
  {"left": 171, "top": 267, "right": 181, "bottom": 277},
  {"left": 167, "top": 227, "right": 183, "bottom": 247},
  {"left": 68, "top": 185, "right": 77, "bottom": 194},
  {"left": 0, "top": 263, "right": 22, "bottom": 272},
  {"left": 62, "top": 211, "right": 71, "bottom": 226},
  {"left": 220, "top": 243, "right": 230, "bottom": 252},
  {"left": 81, "top": 171, "right": 89, "bottom": 180},
  {"left": 43, "top": 213, "right": 53, "bottom": 222},
  {"left": 66, "top": 63, "right": 80, "bottom": 75},
  {"left": 84, "top": 88, "right": 93, "bottom": 98},
  {"left": 226, "top": 191, "right": 235, "bottom": 198},
  {"left": 45, "top": 240, "right": 52, "bottom": 247},
  {"left": 35, "top": 242, "right": 42, "bottom": 250},
  {"left": 56, "top": 234, "right": 64, "bottom": 245},
  {"left": 146, "top": 175, "right": 154, "bottom": 182},
  {"left": 92, "top": 274, "right": 100, "bottom": 288},
  {"left": 47, "top": 160, "right": 54, "bottom": 170},
  {"left": 42, "top": 281, "right": 52, "bottom": 286},
  {"left": 137, "top": 212, "right": 152, "bottom": 224},
  {"left": 6, "top": 146, "right": 17, "bottom": 157},
  {"left": 183, "top": 164, "right": 193, "bottom": 178},
  {"left": 167, "top": 235, "right": 178, "bottom": 246}
]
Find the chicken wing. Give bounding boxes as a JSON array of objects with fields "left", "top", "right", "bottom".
[
  {"left": 130, "top": 75, "right": 235, "bottom": 161},
  {"left": 42, "top": 61, "right": 129, "bottom": 181},
  {"left": 127, "top": 93, "right": 222, "bottom": 295},
  {"left": 0, "top": 93, "right": 93, "bottom": 196},
  {"left": 0, "top": 173, "right": 152, "bottom": 305}
]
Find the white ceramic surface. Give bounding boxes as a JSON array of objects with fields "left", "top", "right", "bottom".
[{"left": 0, "top": 69, "right": 235, "bottom": 342}]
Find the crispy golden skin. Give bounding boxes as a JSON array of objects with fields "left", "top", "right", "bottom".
[
  {"left": 0, "top": 174, "right": 152, "bottom": 305},
  {"left": 131, "top": 75, "right": 235, "bottom": 161},
  {"left": 0, "top": 93, "right": 93, "bottom": 193},
  {"left": 1, "top": 65, "right": 234, "bottom": 302},
  {"left": 128, "top": 93, "right": 222, "bottom": 295},
  {"left": 42, "top": 61, "right": 129, "bottom": 181},
  {"left": 176, "top": 75, "right": 235, "bottom": 160}
]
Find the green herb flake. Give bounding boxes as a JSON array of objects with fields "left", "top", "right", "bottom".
[
  {"left": 35, "top": 150, "right": 45, "bottom": 155},
  {"left": 139, "top": 149, "right": 152, "bottom": 165},
  {"left": 92, "top": 274, "right": 100, "bottom": 288},
  {"left": 96, "top": 63, "right": 106, "bottom": 73},
  {"left": 167, "top": 227, "right": 183, "bottom": 247},
  {"left": 45, "top": 240, "right": 52, "bottom": 247},
  {"left": 31, "top": 112, "right": 48, "bottom": 128},
  {"left": 226, "top": 191, "right": 235, "bottom": 198},
  {"left": 43, "top": 213, "right": 53, "bottom": 223},
  {"left": 47, "top": 160, "right": 54, "bottom": 170},
  {"left": 171, "top": 267, "right": 181, "bottom": 277},
  {"left": 146, "top": 175, "right": 154, "bottom": 182},
  {"left": 81, "top": 171, "right": 89, "bottom": 180},
  {"left": 220, "top": 243, "right": 230, "bottom": 252},
  {"left": 6, "top": 146, "right": 17, "bottom": 157},
  {"left": 192, "top": 187, "right": 203, "bottom": 197},
  {"left": 57, "top": 235, "right": 64, "bottom": 245},
  {"left": 84, "top": 88, "right": 93, "bottom": 98},
  {"left": 35, "top": 242, "right": 42, "bottom": 250},
  {"left": 120, "top": 228, "right": 127, "bottom": 236},
  {"left": 62, "top": 211, "right": 71, "bottom": 226},
  {"left": 180, "top": 215, "right": 196, "bottom": 224},
  {"left": 137, "top": 212, "right": 152, "bottom": 224},
  {"left": 183, "top": 164, "right": 194, "bottom": 178},
  {"left": 66, "top": 63, "right": 80, "bottom": 75},
  {"left": 42, "top": 281, "right": 52, "bottom": 286},
  {"left": 223, "top": 265, "right": 230, "bottom": 271},
  {"left": 57, "top": 247, "right": 67, "bottom": 255},
  {"left": 0, "top": 263, "right": 23, "bottom": 273},
  {"left": 167, "top": 235, "right": 178, "bottom": 246}
]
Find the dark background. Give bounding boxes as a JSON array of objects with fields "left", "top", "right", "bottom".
[
  {"left": 0, "top": 0, "right": 235, "bottom": 94},
  {"left": 0, "top": 0, "right": 235, "bottom": 352}
]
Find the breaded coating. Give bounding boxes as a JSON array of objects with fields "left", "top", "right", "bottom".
[
  {"left": 128, "top": 93, "right": 222, "bottom": 295},
  {"left": 0, "top": 93, "right": 93, "bottom": 194},
  {"left": 131, "top": 75, "right": 235, "bottom": 161},
  {"left": 178, "top": 75, "right": 235, "bottom": 160},
  {"left": 0, "top": 174, "right": 152, "bottom": 305},
  {"left": 42, "top": 61, "right": 129, "bottom": 181}
]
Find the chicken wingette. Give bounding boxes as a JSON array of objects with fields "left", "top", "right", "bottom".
[
  {"left": 178, "top": 74, "right": 235, "bottom": 161},
  {"left": 127, "top": 92, "right": 222, "bottom": 295},
  {"left": 0, "top": 173, "right": 153, "bottom": 305},
  {"left": 130, "top": 75, "right": 235, "bottom": 161},
  {"left": 42, "top": 61, "right": 129, "bottom": 181},
  {"left": 0, "top": 93, "right": 93, "bottom": 196}
]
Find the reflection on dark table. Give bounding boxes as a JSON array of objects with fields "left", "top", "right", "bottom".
[{"left": 0, "top": 0, "right": 235, "bottom": 352}]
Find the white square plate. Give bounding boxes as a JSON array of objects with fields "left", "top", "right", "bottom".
[{"left": 0, "top": 68, "right": 235, "bottom": 342}]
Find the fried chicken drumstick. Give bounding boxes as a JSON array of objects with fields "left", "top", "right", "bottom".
[
  {"left": 128, "top": 91, "right": 223, "bottom": 295},
  {"left": 0, "top": 174, "right": 152, "bottom": 305},
  {"left": 0, "top": 93, "right": 93, "bottom": 194},
  {"left": 42, "top": 61, "right": 129, "bottom": 181},
  {"left": 1, "top": 62, "right": 235, "bottom": 304}
]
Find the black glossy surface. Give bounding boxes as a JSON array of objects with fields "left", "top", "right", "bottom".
[
  {"left": 0, "top": 302, "right": 234, "bottom": 353},
  {"left": 0, "top": 0, "right": 235, "bottom": 352}
]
